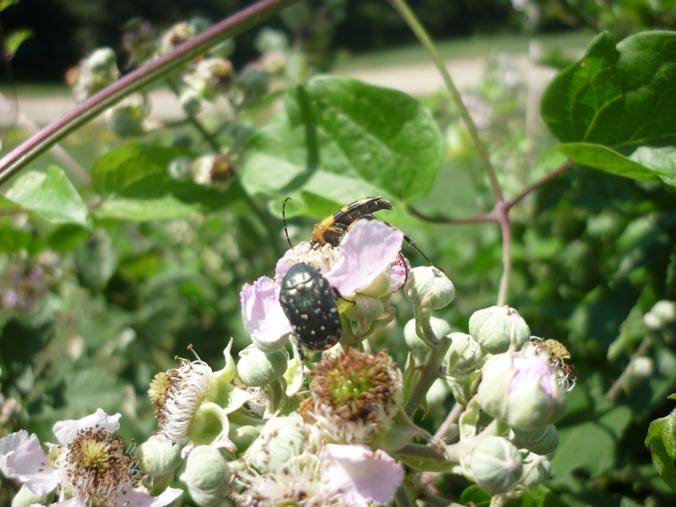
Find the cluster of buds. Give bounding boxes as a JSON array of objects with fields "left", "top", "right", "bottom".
[
  {"left": 66, "top": 48, "right": 120, "bottom": 103},
  {"left": 168, "top": 154, "right": 236, "bottom": 188},
  {"left": 1, "top": 216, "right": 575, "bottom": 506}
]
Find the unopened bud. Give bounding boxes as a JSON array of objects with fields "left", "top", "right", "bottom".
[
  {"left": 86, "top": 47, "right": 117, "bottom": 72},
  {"left": 404, "top": 266, "right": 455, "bottom": 310},
  {"left": 512, "top": 425, "right": 559, "bottom": 455},
  {"left": 644, "top": 300, "right": 675, "bottom": 331},
  {"left": 180, "top": 446, "right": 229, "bottom": 507},
  {"left": 243, "top": 414, "right": 307, "bottom": 473},
  {"left": 179, "top": 88, "right": 202, "bottom": 116},
  {"left": 465, "top": 436, "right": 523, "bottom": 495},
  {"left": 404, "top": 316, "right": 451, "bottom": 358},
  {"left": 237, "top": 345, "right": 288, "bottom": 387},
  {"left": 519, "top": 451, "right": 551, "bottom": 487},
  {"left": 139, "top": 434, "right": 182, "bottom": 478},
  {"left": 445, "top": 332, "right": 485, "bottom": 376},
  {"left": 477, "top": 352, "right": 566, "bottom": 431},
  {"left": 469, "top": 305, "right": 530, "bottom": 354}
]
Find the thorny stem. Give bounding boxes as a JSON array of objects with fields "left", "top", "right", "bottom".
[
  {"left": 605, "top": 335, "right": 654, "bottom": 401},
  {"left": 389, "top": 0, "right": 503, "bottom": 202},
  {"left": 0, "top": 0, "right": 301, "bottom": 183}
]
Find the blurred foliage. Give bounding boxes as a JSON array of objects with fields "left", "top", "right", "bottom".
[{"left": 1, "top": 2, "right": 675, "bottom": 506}]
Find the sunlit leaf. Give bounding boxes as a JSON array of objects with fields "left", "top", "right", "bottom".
[{"left": 1, "top": 165, "right": 89, "bottom": 226}]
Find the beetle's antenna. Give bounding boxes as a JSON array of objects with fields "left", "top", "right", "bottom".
[{"left": 282, "top": 197, "right": 294, "bottom": 248}]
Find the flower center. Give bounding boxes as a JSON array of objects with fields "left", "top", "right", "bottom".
[
  {"left": 327, "top": 368, "right": 372, "bottom": 406},
  {"left": 310, "top": 348, "right": 399, "bottom": 423},
  {"left": 64, "top": 427, "right": 138, "bottom": 503}
]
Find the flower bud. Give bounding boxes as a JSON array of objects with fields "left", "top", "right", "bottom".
[
  {"left": 180, "top": 446, "right": 229, "bottom": 507},
  {"left": 86, "top": 47, "right": 117, "bottom": 73},
  {"left": 404, "top": 266, "right": 455, "bottom": 310},
  {"left": 519, "top": 451, "right": 551, "bottom": 487},
  {"left": 445, "top": 332, "right": 485, "bottom": 376},
  {"left": 179, "top": 88, "right": 202, "bottom": 116},
  {"left": 512, "top": 425, "right": 559, "bottom": 455},
  {"left": 628, "top": 356, "right": 654, "bottom": 379},
  {"left": 139, "top": 434, "right": 182, "bottom": 478},
  {"left": 237, "top": 345, "right": 288, "bottom": 387},
  {"left": 643, "top": 300, "right": 675, "bottom": 331},
  {"left": 465, "top": 436, "right": 522, "bottom": 495},
  {"left": 477, "top": 352, "right": 566, "bottom": 431},
  {"left": 168, "top": 156, "right": 192, "bottom": 180},
  {"left": 243, "top": 414, "right": 307, "bottom": 473},
  {"left": 469, "top": 305, "right": 530, "bottom": 354},
  {"left": 404, "top": 317, "right": 451, "bottom": 359},
  {"left": 12, "top": 485, "right": 44, "bottom": 507},
  {"left": 426, "top": 378, "right": 451, "bottom": 410}
]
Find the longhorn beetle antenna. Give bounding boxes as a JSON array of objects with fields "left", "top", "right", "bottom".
[{"left": 282, "top": 197, "right": 294, "bottom": 248}]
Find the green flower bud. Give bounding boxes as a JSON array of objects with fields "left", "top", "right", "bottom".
[
  {"left": 445, "top": 332, "right": 485, "bottom": 376},
  {"left": 477, "top": 352, "right": 566, "bottom": 431},
  {"left": 139, "top": 434, "right": 182, "bottom": 478},
  {"left": 86, "top": 47, "right": 117, "bottom": 72},
  {"left": 243, "top": 414, "right": 307, "bottom": 473},
  {"left": 643, "top": 300, "right": 675, "bottom": 331},
  {"left": 465, "top": 436, "right": 523, "bottom": 495},
  {"left": 180, "top": 446, "right": 229, "bottom": 507},
  {"left": 12, "top": 485, "right": 44, "bottom": 507},
  {"left": 404, "top": 266, "right": 455, "bottom": 310},
  {"left": 237, "top": 345, "right": 288, "bottom": 387},
  {"left": 627, "top": 356, "right": 654, "bottom": 379},
  {"left": 106, "top": 94, "right": 147, "bottom": 137},
  {"left": 426, "top": 377, "right": 451, "bottom": 410},
  {"left": 344, "top": 294, "right": 386, "bottom": 323},
  {"left": 519, "top": 451, "right": 551, "bottom": 487},
  {"left": 469, "top": 305, "right": 530, "bottom": 354},
  {"left": 179, "top": 88, "right": 202, "bottom": 116},
  {"left": 404, "top": 317, "right": 451, "bottom": 359},
  {"left": 168, "top": 156, "right": 192, "bottom": 180},
  {"left": 447, "top": 370, "right": 481, "bottom": 406},
  {"left": 512, "top": 425, "right": 559, "bottom": 455}
]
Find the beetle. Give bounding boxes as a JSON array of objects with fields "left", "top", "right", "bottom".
[
  {"left": 311, "top": 196, "right": 392, "bottom": 246},
  {"left": 278, "top": 262, "right": 342, "bottom": 351},
  {"left": 309, "top": 196, "right": 434, "bottom": 265}
]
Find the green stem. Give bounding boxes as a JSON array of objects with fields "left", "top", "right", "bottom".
[
  {"left": 414, "top": 304, "right": 440, "bottom": 347},
  {"left": 228, "top": 410, "right": 264, "bottom": 427},
  {"left": 404, "top": 336, "right": 451, "bottom": 414},
  {"left": 266, "top": 378, "right": 286, "bottom": 414},
  {"left": 389, "top": 0, "right": 503, "bottom": 203},
  {"left": 0, "top": 0, "right": 301, "bottom": 183}
]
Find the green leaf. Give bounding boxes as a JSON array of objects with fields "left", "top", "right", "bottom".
[
  {"left": 91, "top": 144, "right": 231, "bottom": 221},
  {"left": 645, "top": 407, "right": 676, "bottom": 490},
  {"left": 1, "top": 165, "right": 89, "bottom": 226},
  {"left": 4, "top": 29, "right": 33, "bottom": 58},
  {"left": 91, "top": 144, "right": 184, "bottom": 193},
  {"left": 541, "top": 31, "right": 676, "bottom": 147},
  {"left": 558, "top": 143, "right": 657, "bottom": 181},
  {"left": 459, "top": 486, "right": 490, "bottom": 507},
  {"left": 552, "top": 405, "right": 632, "bottom": 475},
  {"left": 242, "top": 75, "right": 442, "bottom": 200},
  {"left": 0, "top": 0, "right": 17, "bottom": 12}
]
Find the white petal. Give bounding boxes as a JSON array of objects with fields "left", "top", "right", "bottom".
[
  {"left": 322, "top": 444, "right": 404, "bottom": 505},
  {"left": 0, "top": 431, "right": 59, "bottom": 496},
  {"left": 50, "top": 499, "right": 82, "bottom": 507},
  {"left": 53, "top": 408, "right": 121, "bottom": 444},
  {"left": 109, "top": 487, "right": 183, "bottom": 507}
]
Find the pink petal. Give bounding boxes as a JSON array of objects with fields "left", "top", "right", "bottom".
[
  {"left": 240, "top": 276, "right": 292, "bottom": 350},
  {"left": 53, "top": 409, "right": 121, "bottom": 445},
  {"left": 109, "top": 486, "right": 183, "bottom": 507},
  {"left": 0, "top": 430, "right": 60, "bottom": 496},
  {"left": 510, "top": 356, "right": 556, "bottom": 398},
  {"left": 388, "top": 255, "right": 409, "bottom": 294},
  {"left": 321, "top": 444, "right": 404, "bottom": 506},
  {"left": 325, "top": 221, "right": 403, "bottom": 296}
]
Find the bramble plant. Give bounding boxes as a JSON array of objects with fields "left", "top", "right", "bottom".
[{"left": 0, "top": 0, "right": 675, "bottom": 506}]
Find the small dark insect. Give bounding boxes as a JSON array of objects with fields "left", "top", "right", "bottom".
[{"left": 279, "top": 262, "right": 342, "bottom": 351}]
